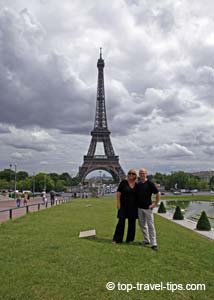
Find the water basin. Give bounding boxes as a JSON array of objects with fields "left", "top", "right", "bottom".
[{"left": 163, "top": 200, "right": 214, "bottom": 228}]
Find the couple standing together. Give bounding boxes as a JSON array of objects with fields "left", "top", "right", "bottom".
[{"left": 112, "top": 168, "right": 160, "bottom": 251}]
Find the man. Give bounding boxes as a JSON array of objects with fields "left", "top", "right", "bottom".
[
  {"left": 137, "top": 168, "right": 160, "bottom": 251},
  {"left": 50, "top": 190, "right": 56, "bottom": 206}
]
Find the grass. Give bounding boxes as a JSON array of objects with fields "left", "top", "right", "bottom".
[
  {"left": 161, "top": 195, "right": 214, "bottom": 201},
  {"left": 0, "top": 197, "right": 213, "bottom": 300}
]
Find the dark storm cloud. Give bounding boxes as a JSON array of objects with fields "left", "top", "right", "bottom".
[{"left": 0, "top": 7, "right": 94, "bottom": 134}]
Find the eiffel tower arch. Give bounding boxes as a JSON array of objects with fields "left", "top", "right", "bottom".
[{"left": 77, "top": 49, "right": 125, "bottom": 182}]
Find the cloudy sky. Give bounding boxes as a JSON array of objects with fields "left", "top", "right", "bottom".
[{"left": 0, "top": 0, "right": 214, "bottom": 177}]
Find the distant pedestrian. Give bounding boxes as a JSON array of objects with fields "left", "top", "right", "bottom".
[
  {"left": 50, "top": 190, "right": 55, "bottom": 206},
  {"left": 41, "top": 190, "right": 46, "bottom": 205},
  {"left": 23, "top": 192, "right": 28, "bottom": 206},
  {"left": 16, "top": 193, "right": 21, "bottom": 208},
  {"left": 44, "top": 196, "right": 48, "bottom": 206}
]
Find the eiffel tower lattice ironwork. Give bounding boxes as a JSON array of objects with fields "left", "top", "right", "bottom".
[{"left": 77, "top": 49, "right": 125, "bottom": 182}]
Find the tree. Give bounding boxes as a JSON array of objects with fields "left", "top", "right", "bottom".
[
  {"left": 173, "top": 206, "right": 184, "bottom": 220},
  {"left": 55, "top": 180, "right": 66, "bottom": 192},
  {"left": 158, "top": 202, "right": 166, "bottom": 213},
  {"left": 170, "top": 171, "right": 190, "bottom": 190},
  {"left": 17, "top": 171, "right": 29, "bottom": 181},
  {"left": 17, "top": 178, "right": 32, "bottom": 191},
  {"left": 71, "top": 177, "right": 81, "bottom": 186},
  {"left": 198, "top": 181, "right": 209, "bottom": 191},
  {"left": 59, "top": 173, "right": 72, "bottom": 184},
  {"left": 209, "top": 176, "right": 214, "bottom": 190},
  {"left": 49, "top": 173, "right": 59, "bottom": 189},
  {"left": 49, "top": 173, "right": 59, "bottom": 182},
  {"left": 153, "top": 172, "right": 167, "bottom": 186},
  {"left": 0, "top": 169, "right": 14, "bottom": 181},
  {"left": 196, "top": 211, "right": 211, "bottom": 231},
  {"left": 0, "top": 179, "right": 9, "bottom": 190},
  {"left": 34, "top": 173, "right": 54, "bottom": 192}
]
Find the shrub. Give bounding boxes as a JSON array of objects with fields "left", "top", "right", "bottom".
[
  {"left": 158, "top": 201, "right": 166, "bottom": 213},
  {"left": 196, "top": 211, "right": 211, "bottom": 231},
  {"left": 173, "top": 206, "right": 184, "bottom": 220}
]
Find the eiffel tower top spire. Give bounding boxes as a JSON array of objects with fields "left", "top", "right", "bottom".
[{"left": 94, "top": 48, "right": 108, "bottom": 130}]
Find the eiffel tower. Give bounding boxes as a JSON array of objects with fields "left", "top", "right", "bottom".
[{"left": 77, "top": 49, "right": 125, "bottom": 182}]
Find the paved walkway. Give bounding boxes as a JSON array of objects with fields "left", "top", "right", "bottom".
[
  {"left": 154, "top": 209, "right": 214, "bottom": 240},
  {"left": 0, "top": 197, "right": 66, "bottom": 224}
]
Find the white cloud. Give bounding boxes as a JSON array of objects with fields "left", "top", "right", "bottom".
[
  {"left": 3, "top": 127, "right": 56, "bottom": 152},
  {"left": 151, "top": 143, "right": 194, "bottom": 158}
]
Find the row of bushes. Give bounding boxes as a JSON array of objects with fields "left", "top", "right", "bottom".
[{"left": 158, "top": 201, "right": 211, "bottom": 231}]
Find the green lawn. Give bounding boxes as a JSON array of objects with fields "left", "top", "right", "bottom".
[
  {"left": 0, "top": 198, "right": 213, "bottom": 300},
  {"left": 162, "top": 195, "right": 214, "bottom": 201}
]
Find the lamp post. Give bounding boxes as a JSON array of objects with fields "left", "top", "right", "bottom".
[
  {"left": 44, "top": 174, "right": 46, "bottom": 191},
  {"left": 9, "top": 164, "right": 12, "bottom": 197},
  {"left": 70, "top": 174, "right": 73, "bottom": 199},
  {"left": 14, "top": 164, "right": 17, "bottom": 198},
  {"left": 99, "top": 170, "right": 102, "bottom": 195},
  {"left": 32, "top": 172, "right": 35, "bottom": 198}
]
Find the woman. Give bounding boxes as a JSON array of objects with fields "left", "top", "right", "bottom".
[{"left": 112, "top": 169, "right": 138, "bottom": 244}]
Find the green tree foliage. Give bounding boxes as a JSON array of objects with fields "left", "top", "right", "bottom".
[
  {"left": 17, "top": 171, "right": 29, "bottom": 181},
  {"left": 173, "top": 206, "right": 184, "bottom": 220},
  {"left": 59, "top": 173, "right": 72, "bottom": 184},
  {"left": 49, "top": 173, "right": 59, "bottom": 183},
  {"left": 209, "top": 176, "right": 214, "bottom": 190},
  {"left": 153, "top": 172, "right": 167, "bottom": 185},
  {"left": 55, "top": 180, "right": 66, "bottom": 192},
  {"left": 71, "top": 177, "right": 81, "bottom": 186},
  {"left": 34, "top": 173, "right": 54, "bottom": 192},
  {"left": 17, "top": 178, "right": 32, "bottom": 191},
  {"left": 153, "top": 171, "right": 209, "bottom": 191},
  {"left": 0, "top": 169, "right": 14, "bottom": 181},
  {"left": 0, "top": 168, "right": 211, "bottom": 193},
  {"left": 0, "top": 179, "right": 9, "bottom": 190},
  {"left": 196, "top": 211, "right": 211, "bottom": 231},
  {"left": 197, "top": 180, "right": 209, "bottom": 191}
]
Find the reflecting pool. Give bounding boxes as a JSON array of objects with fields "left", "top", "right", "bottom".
[{"left": 163, "top": 200, "right": 214, "bottom": 228}]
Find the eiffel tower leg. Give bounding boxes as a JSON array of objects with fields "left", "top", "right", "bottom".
[
  {"left": 78, "top": 158, "right": 126, "bottom": 183},
  {"left": 87, "top": 138, "right": 97, "bottom": 156}
]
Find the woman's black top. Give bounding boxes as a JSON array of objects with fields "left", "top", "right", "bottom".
[{"left": 117, "top": 180, "right": 138, "bottom": 219}]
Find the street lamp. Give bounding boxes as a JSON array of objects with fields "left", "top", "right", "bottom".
[
  {"left": 32, "top": 172, "right": 35, "bottom": 198},
  {"left": 9, "top": 164, "right": 12, "bottom": 197},
  {"left": 14, "top": 164, "right": 17, "bottom": 197},
  {"left": 99, "top": 171, "right": 102, "bottom": 195},
  {"left": 44, "top": 174, "right": 46, "bottom": 191},
  {"left": 70, "top": 174, "right": 73, "bottom": 199}
]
